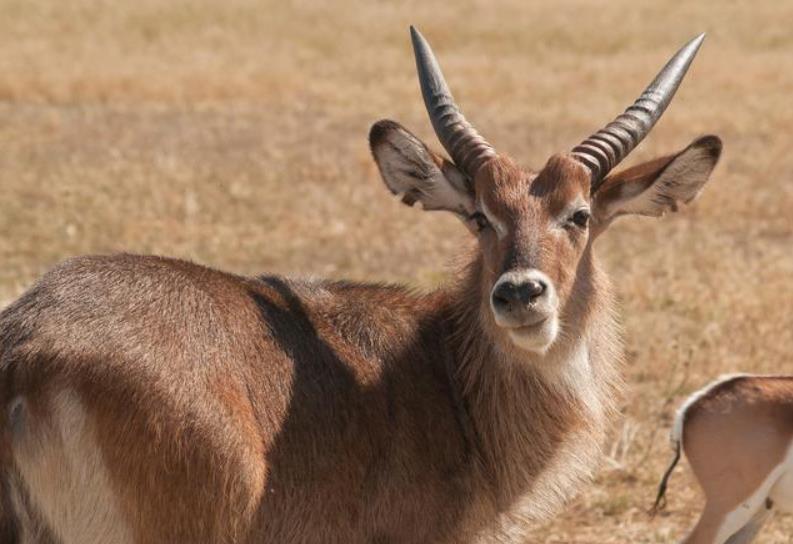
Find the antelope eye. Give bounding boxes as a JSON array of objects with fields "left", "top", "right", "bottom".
[
  {"left": 469, "top": 212, "right": 491, "bottom": 232},
  {"left": 570, "top": 209, "right": 590, "bottom": 228}
]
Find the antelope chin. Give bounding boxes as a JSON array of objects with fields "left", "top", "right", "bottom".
[{"left": 507, "top": 315, "right": 559, "bottom": 354}]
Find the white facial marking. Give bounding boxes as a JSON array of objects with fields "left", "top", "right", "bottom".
[
  {"left": 557, "top": 198, "right": 590, "bottom": 227},
  {"left": 507, "top": 316, "right": 560, "bottom": 354},
  {"left": 490, "top": 269, "right": 560, "bottom": 353},
  {"left": 480, "top": 200, "right": 508, "bottom": 239},
  {"left": 490, "top": 270, "right": 558, "bottom": 326}
]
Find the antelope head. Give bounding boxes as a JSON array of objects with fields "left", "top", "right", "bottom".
[{"left": 370, "top": 27, "right": 722, "bottom": 355}]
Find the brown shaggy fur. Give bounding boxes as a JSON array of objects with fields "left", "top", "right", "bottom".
[
  {"left": 0, "top": 247, "right": 619, "bottom": 543},
  {"left": 0, "top": 125, "right": 720, "bottom": 542}
]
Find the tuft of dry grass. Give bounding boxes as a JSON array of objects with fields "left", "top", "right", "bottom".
[{"left": 1, "top": 1, "right": 792, "bottom": 541}]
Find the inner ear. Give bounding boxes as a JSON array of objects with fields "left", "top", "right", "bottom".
[
  {"left": 369, "top": 120, "right": 475, "bottom": 216},
  {"left": 592, "top": 135, "right": 722, "bottom": 225}
]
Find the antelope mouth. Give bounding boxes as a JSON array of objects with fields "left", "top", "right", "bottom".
[
  {"left": 510, "top": 316, "right": 549, "bottom": 333},
  {"left": 506, "top": 315, "right": 559, "bottom": 354}
]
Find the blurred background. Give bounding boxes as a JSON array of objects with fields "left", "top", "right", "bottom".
[{"left": 1, "top": 0, "right": 792, "bottom": 541}]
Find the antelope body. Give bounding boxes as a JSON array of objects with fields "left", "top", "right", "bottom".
[
  {"left": 655, "top": 375, "right": 793, "bottom": 544},
  {"left": 0, "top": 28, "right": 721, "bottom": 543}
]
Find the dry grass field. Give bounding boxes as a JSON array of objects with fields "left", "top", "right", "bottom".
[{"left": 1, "top": 0, "right": 792, "bottom": 541}]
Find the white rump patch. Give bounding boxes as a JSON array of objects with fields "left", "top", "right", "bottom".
[
  {"left": 671, "top": 373, "right": 750, "bottom": 447},
  {"left": 11, "top": 389, "right": 134, "bottom": 544}
]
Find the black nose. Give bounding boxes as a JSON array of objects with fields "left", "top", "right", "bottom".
[{"left": 492, "top": 278, "right": 547, "bottom": 308}]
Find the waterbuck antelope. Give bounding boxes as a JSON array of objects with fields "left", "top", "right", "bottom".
[
  {"left": 0, "top": 27, "right": 721, "bottom": 543},
  {"left": 653, "top": 375, "right": 793, "bottom": 544}
]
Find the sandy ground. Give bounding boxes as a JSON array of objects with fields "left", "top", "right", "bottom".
[{"left": 1, "top": 1, "right": 792, "bottom": 541}]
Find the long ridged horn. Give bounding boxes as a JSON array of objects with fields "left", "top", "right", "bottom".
[
  {"left": 410, "top": 26, "right": 496, "bottom": 178},
  {"left": 573, "top": 33, "right": 706, "bottom": 192}
]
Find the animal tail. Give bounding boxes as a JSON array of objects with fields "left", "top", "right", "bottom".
[
  {"left": 649, "top": 374, "right": 749, "bottom": 517},
  {"left": 649, "top": 437, "right": 681, "bottom": 517},
  {"left": 649, "top": 390, "right": 690, "bottom": 517}
]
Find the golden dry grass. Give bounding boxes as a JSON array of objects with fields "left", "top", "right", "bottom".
[{"left": 1, "top": 1, "right": 792, "bottom": 541}]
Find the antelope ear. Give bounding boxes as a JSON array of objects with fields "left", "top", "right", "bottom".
[
  {"left": 592, "top": 135, "right": 722, "bottom": 226},
  {"left": 369, "top": 120, "right": 475, "bottom": 217}
]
